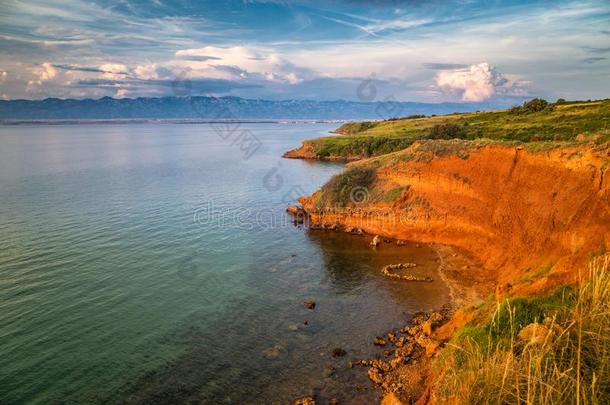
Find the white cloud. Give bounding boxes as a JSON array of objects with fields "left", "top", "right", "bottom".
[
  {"left": 133, "top": 64, "right": 160, "bottom": 80},
  {"left": 99, "top": 64, "right": 128, "bottom": 80},
  {"left": 435, "top": 63, "right": 527, "bottom": 102},
  {"left": 32, "top": 62, "right": 57, "bottom": 81},
  {"left": 173, "top": 46, "right": 311, "bottom": 84}
]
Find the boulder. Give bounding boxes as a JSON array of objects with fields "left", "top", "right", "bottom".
[
  {"left": 421, "top": 321, "right": 433, "bottom": 337},
  {"left": 293, "top": 396, "right": 316, "bottom": 405},
  {"left": 517, "top": 323, "right": 552, "bottom": 345},
  {"left": 286, "top": 205, "right": 301, "bottom": 215},
  {"left": 368, "top": 367, "right": 384, "bottom": 385}
]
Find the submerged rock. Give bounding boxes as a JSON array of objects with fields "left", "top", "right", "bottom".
[
  {"left": 304, "top": 300, "right": 316, "bottom": 310},
  {"left": 332, "top": 347, "right": 347, "bottom": 357},
  {"left": 380, "top": 264, "right": 432, "bottom": 282},
  {"left": 323, "top": 365, "right": 336, "bottom": 378},
  {"left": 262, "top": 344, "right": 287, "bottom": 360}
]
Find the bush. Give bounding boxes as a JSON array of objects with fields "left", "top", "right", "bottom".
[
  {"left": 428, "top": 123, "right": 468, "bottom": 140},
  {"left": 316, "top": 166, "right": 376, "bottom": 207},
  {"left": 315, "top": 136, "right": 414, "bottom": 158},
  {"left": 509, "top": 98, "right": 553, "bottom": 115}
]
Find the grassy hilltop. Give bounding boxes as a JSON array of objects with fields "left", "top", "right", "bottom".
[{"left": 299, "top": 98, "right": 610, "bottom": 160}]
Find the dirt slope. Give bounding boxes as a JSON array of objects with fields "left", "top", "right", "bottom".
[{"left": 299, "top": 141, "right": 610, "bottom": 293}]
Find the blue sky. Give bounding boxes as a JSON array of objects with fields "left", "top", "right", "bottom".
[{"left": 0, "top": 0, "right": 609, "bottom": 102}]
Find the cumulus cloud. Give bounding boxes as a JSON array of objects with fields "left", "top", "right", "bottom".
[
  {"left": 32, "top": 62, "right": 57, "bottom": 81},
  {"left": 173, "top": 46, "right": 311, "bottom": 84},
  {"left": 435, "top": 62, "right": 527, "bottom": 102}
]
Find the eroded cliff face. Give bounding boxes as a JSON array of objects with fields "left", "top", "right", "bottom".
[{"left": 300, "top": 142, "right": 610, "bottom": 292}]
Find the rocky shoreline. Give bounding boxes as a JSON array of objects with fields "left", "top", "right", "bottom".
[{"left": 286, "top": 205, "right": 473, "bottom": 405}]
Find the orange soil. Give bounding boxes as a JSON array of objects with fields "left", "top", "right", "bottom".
[
  {"left": 283, "top": 141, "right": 360, "bottom": 161},
  {"left": 299, "top": 142, "right": 610, "bottom": 295}
]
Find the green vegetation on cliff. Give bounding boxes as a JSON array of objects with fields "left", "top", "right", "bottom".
[{"left": 301, "top": 99, "right": 610, "bottom": 159}]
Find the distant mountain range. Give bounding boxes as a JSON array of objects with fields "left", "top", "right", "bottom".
[{"left": 0, "top": 96, "right": 511, "bottom": 120}]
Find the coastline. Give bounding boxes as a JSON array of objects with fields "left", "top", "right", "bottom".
[
  {"left": 284, "top": 136, "right": 610, "bottom": 404},
  {"left": 287, "top": 205, "right": 492, "bottom": 403}
]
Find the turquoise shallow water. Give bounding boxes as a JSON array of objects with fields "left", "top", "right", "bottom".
[{"left": 0, "top": 123, "right": 450, "bottom": 404}]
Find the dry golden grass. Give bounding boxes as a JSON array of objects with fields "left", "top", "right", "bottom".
[{"left": 434, "top": 255, "right": 610, "bottom": 404}]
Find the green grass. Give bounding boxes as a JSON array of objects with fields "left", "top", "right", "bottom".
[
  {"left": 450, "top": 285, "right": 577, "bottom": 360},
  {"left": 312, "top": 135, "right": 415, "bottom": 158},
  {"left": 306, "top": 99, "right": 610, "bottom": 159}
]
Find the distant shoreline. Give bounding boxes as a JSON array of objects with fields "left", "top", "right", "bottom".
[{"left": 0, "top": 119, "right": 350, "bottom": 126}]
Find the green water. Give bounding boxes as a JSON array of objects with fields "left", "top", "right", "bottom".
[{"left": 0, "top": 123, "right": 450, "bottom": 404}]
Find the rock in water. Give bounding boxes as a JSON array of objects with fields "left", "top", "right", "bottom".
[
  {"left": 262, "top": 344, "right": 287, "bottom": 360},
  {"left": 332, "top": 347, "right": 347, "bottom": 357},
  {"left": 370, "top": 235, "right": 381, "bottom": 247},
  {"left": 304, "top": 300, "right": 316, "bottom": 310},
  {"left": 373, "top": 336, "right": 387, "bottom": 346},
  {"left": 286, "top": 205, "right": 300, "bottom": 215},
  {"left": 368, "top": 367, "right": 384, "bottom": 385},
  {"left": 323, "top": 365, "right": 336, "bottom": 378}
]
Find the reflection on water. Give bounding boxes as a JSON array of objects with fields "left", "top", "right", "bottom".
[
  {"left": 0, "top": 123, "right": 450, "bottom": 405},
  {"left": 123, "top": 230, "right": 450, "bottom": 404}
]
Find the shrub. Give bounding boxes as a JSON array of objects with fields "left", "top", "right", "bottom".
[
  {"left": 428, "top": 123, "right": 468, "bottom": 140},
  {"left": 315, "top": 136, "right": 414, "bottom": 158},
  {"left": 509, "top": 98, "right": 553, "bottom": 115},
  {"left": 316, "top": 166, "right": 376, "bottom": 208}
]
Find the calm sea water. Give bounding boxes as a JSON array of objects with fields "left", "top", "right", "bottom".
[{"left": 0, "top": 123, "right": 450, "bottom": 404}]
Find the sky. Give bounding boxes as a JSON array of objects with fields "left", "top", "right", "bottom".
[{"left": 0, "top": 0, "right": 609, "bottom": 103}]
